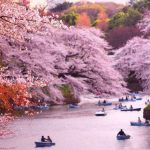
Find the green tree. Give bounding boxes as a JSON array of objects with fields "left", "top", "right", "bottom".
[
  {"left": 133, "top": 0, "right": 150, "bottom": 12},
  {"left": 108, "top": 8, "right": 141, "bottom": 29},
  {"left": 109, "top": 12, "right": 127, "bottom": 29},
  {"left": 125, "top": 8, "right": 142, "bottom": 26},
  {"left": 62, "top": 12, "right": 79, "bottom": 26}
]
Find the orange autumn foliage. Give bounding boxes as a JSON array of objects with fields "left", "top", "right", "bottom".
[
  {"left": 96, "top": 11, "right": 108, "bottom": 31},
  {"left": 76, "top": 12, "right": 91, "bottom": 27},
  {"left": 0, "top": 83, "right": 29, "bottom": 110},
  {"left": 97, "top": 11, "right": 108, "bottom": 20}
]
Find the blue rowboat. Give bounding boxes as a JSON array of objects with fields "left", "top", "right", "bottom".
[
  {"left": 35, "top": 142, "right": 55, "bottom": 147},
  {"left": 113, "top": 106, "right": 126, "bottom": 110},
  {"left": 119, "top": 99, "right": 136, "bottom": 102},
  {"left": 121, "top": 108, "right": 141, "bottom": 111},
  {"left": 68, "top": 104, "right": 79, "bottom": 109},
  {"left": 97, "top": 102, "right": 112, "bottom": 106},
  {"left": 136, "top": 97, "right": 142, "bottom": 100},
  {"left": 130, "top": 122, "right": 150, "bottom": 126},
  {"left": 30, "top": 105, "right": 49, "bottom": 110},
  {"left": 13, "top": 106, "right": 28, "bottom": 110},
  {"left": 117, "top": 135, "right": 130, "bottom": 140}
]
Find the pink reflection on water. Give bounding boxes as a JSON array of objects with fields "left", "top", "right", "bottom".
[{"left": 0, "top": 116, "right": 14, "bottom": 137}]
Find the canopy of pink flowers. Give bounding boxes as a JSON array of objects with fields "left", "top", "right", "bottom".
[
  {"left": 115, "top": 11, "right": 150, "bottom": 93},
  {"left": 0, "top": 0, "right": 127, "bottom": 103}
]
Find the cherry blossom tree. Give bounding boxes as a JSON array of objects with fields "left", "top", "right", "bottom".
[
  {"left": 138, "top": 10, "right": 150, "bottom": 37},
  {"left": 0, "top": 0, "right": 127, "bottom": 104},
  {"left": 1, "top": 27, "right": 127, "bottom": 101},
  {"left": 0, "top": 0, "right": 64, "bottom": 43},
  {"left": 115, "top": 37, "right": 150, "bottom": 93},
  {"left": 115, "top": 11, "right": 150, "bottom": 93}
]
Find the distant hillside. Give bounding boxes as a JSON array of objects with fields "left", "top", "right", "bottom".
[
  {"left": 50, "top": 2, "right": 124, "bottom": 17},
  {"left": 50, "top": 2, "right": 124, "bottom": 29}
]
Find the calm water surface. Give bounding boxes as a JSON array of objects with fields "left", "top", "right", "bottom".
[{"left": 0, "top": 97, "right": 150, "bottom": 150}]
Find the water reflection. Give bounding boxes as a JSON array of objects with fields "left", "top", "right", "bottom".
[{"left": 0, "top": 99, "right": 150, "bottom": 150}]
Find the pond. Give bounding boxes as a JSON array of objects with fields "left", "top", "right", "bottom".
[{"left": 0, "top": 97, "right": 150, "bottom": 150}]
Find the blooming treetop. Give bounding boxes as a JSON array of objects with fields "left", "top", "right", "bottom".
[
  {"left": 14, "top": 0, "right": 62, "bottom": 9},
  {"left": 115, "top": 37, "right": 150, "bottom": 93},
  {"left": 138, "top": 10, "right": 150, "bottom": 37},
  {"left": 0, "top": 0, "right": 65, "bottom": 43},
  {"left": 115, "top": 11, "right": 150, "bottom": 93}
]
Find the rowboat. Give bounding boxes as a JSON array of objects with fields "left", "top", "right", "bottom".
[
  {"left": 95, "top": 96, "right": 101, "bottom": 98},
  {"left": 13, "top": 106, "right": 28, "bottom": 110},
  {"left": 35, "top": 141, "right": 55, "bottom": 147},
  {"left": 121, "top": 108, "right": 141, "bottom": 111},
  {"left": 113, "top": 106, "right": 126, "bottom": 110},
  {"left": 130, "top": 122, "right": 150, "bottom": 126},
  {"left": 97, "top": 102, "right": 112, "bottom": 106},
  {"left": 95, "top": 111, "right": 107, "bottom": 116},
  {"left": 117, "top": 135, "right": 130, "bottom": 140},
  {"left": 68, "top": 104, "right": 79, "bottom": 109},
  {"left": 30, "top": 105, "right": 49, "bottom": 110},
  {"left": 136, "top": 97, "right": 142, "bottom": 100},
  {"left": 119, "top": 99, "right": 136, "bottom": 102}
]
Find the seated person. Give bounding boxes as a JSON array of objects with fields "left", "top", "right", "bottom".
[
  {"left": 117, "top": 129, "right": 126, "bottom": 136},
  {"left": 41, "top": 136, "right": 46, "bottom": 142},
  {"left": 138, "top": 117, "right": 141, "bottom": 123},
  {"left": 114, "top": 103, "right": 118, "bottom": 108},
  {"left": 124, "top": 105, "right": 127, "bottom": 109},
  {"left": 102, "top": 108, "right": 105, "bottom": 112},
  {"left": 133, "top": 96, "right": 136, "bottom": 99},
  {"left": 46, "top": 136, "right": 52, "bottom": 143},
  {"left": 103, "top": 100, "right": 106, "bottom": 103},
  {"left": 98, "top": 100, "right": 101, "bottom": 105},
  {"left": 145, "top": 120, "right": 149, "bottom": 124},
  {"left": 118, "top": 103, "right": 122, "bottom": 108},
  {"left": 130, "top": 105, "right": 133, "bottom": 110}
]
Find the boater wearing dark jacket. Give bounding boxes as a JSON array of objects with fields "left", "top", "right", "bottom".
[
  {"left": 117, "top": 129, "right": 126, "bottom": 136},
  {"left": 41, "top": 136, "right": 46, "bottom": 142},
  {"left": 47, "top": 136, "right": 52, "bottom": 143}
]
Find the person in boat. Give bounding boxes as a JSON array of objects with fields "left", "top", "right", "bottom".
[
  {"left": 119, "top": 97, "right": 123, "bottom": 101},
  {"left": 133, "top": 95, "right": 136, "bottom": 100},
  {"left": 125, "top": 96, "right": 128, "bottom": 100},
  {"left": 46, "top": 136, "right": 52, "bottom": 143},
  {"left": 41, "top": 136, "right": 46, "bottom": 142},
  {"left": 103, "top": 100, "right": 106, "bottom": 104},
  {"left": 102, "top": 108, "right": 105, "bottom": 112},
  {"left": 117, "top": 129, "right": 126, "bottom": 136},
  {"left": 138, "top": 117, "right": 141, "bottom": 123},
  {"left": 114, "top": 103, "right": 118, "bottom": 108},
  {"left": 98, "top": 100, "right": 101, "bottom": 105},
  {"left": 118, "top": 103, "right": 123, "bottom": 108},
  {"left": 130, "top": 105, "right": 133, "bottom": 110},
  {"left": 145, "top": 120, "right": 149, "bottom": 124},
  {"left": 124, "top": 105, "right": 127, "bottom": 109}
]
